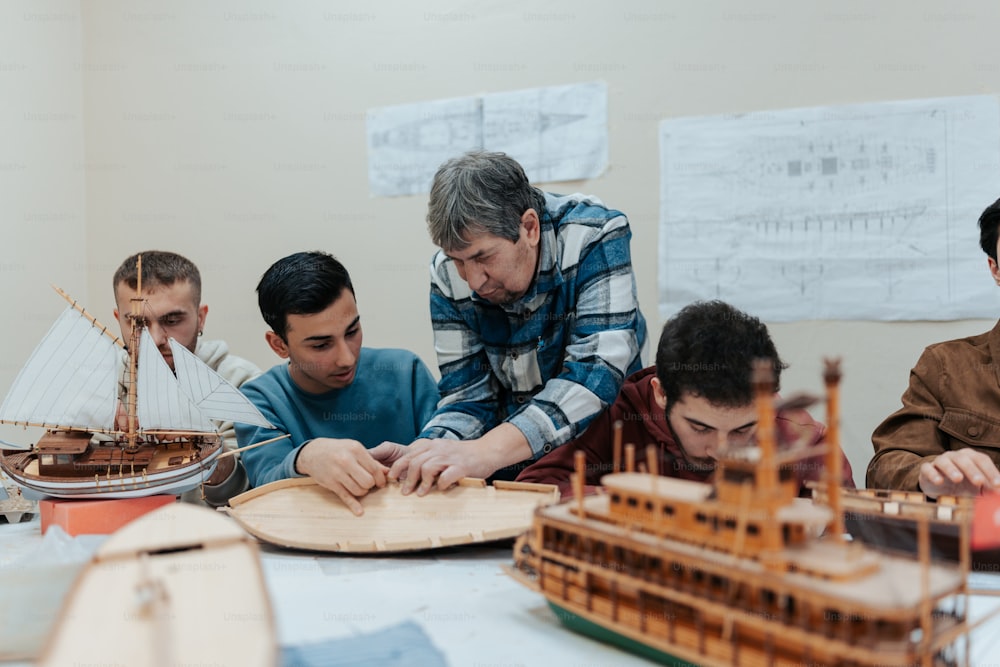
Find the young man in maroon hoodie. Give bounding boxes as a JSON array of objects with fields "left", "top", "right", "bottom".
[{"left": 517, "top": 300, "right": 856, "bottom": 497}]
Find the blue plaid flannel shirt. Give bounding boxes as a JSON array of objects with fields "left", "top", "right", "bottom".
[{"left": 419, "top": 192, "right": 647, "bottom": 458}]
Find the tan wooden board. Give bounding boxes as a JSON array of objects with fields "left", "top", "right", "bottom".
[
  {"left": 39, "top": 502, "right": 277, "bottom": 667},
  {"left": 226, "top": 477, "right": 561, "bottom": 553}
]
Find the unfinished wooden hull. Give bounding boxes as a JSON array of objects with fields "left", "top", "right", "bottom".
[
  {"left": 226, "top": 477, "right": 560, "bottom": 553},
  {"left": 0, "top": 432, "right": 221, "bottom": 500},
  {"left": 39, "top": 502, "right": 277, "bottom": 667}
]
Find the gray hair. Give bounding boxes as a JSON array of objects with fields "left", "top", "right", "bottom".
[{"left": 426, "top": 151, "right": 546, "bottom": 251}]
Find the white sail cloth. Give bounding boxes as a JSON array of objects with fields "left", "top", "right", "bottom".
[
  {"left": 168, "top": 337, "right": 271, "bottom": 428},
  {"left": 0, "top": 307, "right": 119, "bottom": 430},
  {"left": 136, "top": 331, "right": 272, "bottom": 432},
  {"left": 0, "top": 302, "right": 272, "bottom": 435}
]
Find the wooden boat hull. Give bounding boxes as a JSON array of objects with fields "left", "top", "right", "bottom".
[
  {"left": 226, "top": 477, "right": 560, "bottom": 553},
  {"left": 0, "top": 437, "right": 221, "bottom": 500},
  {"left": 547, "top": 601, "right": 698, "bottom": 667},
  {"left": 532, "top": 581, "right": 960, "bottom": 667},
  {"left": 540, "top": 595, "right": 961, "bottom": 667},
  {"left": 39, "top": 502, "right": 277, "bottom": 667}
]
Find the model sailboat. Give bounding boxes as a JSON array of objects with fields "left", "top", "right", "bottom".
[{"left": 0, "top": 264, "right": 272, "bottom": 500}]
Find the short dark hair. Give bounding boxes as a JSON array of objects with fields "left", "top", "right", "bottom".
[
  {"left": 426, "top": 150, "right": 546, "bottom": 252},
  {"left": 978, "top": 197, "right": 1000, "bottom": 262},
  {"left": 655, "top": 300, "right": 785, "bottom": 407},
  {"left": 113, "top": 251, "right": 202, "bottom": 303},
  {"left": 257, "top": 251, "right": 355, "bottom": 339}
]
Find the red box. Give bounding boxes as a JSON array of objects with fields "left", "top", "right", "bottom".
[{"left": 39, "top": 495, "right": 177, "bottom": 536}]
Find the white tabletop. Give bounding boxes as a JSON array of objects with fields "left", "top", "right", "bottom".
[
  {"left": 0, "top": 514, "right": 652, "bottom": 667},
  {"left": 263, "top": 541, "right": 661, "bottom": 666},
  {"left": 4, "top": 513, "right": 1000, "bottom": 666}
]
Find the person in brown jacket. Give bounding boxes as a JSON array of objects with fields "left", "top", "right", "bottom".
[
  {"left": 868, "top": 197, "right": 1000, "bottom": 498},
  {"left": 517, "top": 300, "right": 856, "bottom": 497}
]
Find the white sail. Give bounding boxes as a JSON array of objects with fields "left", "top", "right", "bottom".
[
  {"left": 0, "top": 306, "right": 119, "bottom": 429},
  {"left": 169, "top": 338, "right": 272, "bottom": 428},
  {"left": 136, "top": 329, "right": 216, "bottom": 432}
]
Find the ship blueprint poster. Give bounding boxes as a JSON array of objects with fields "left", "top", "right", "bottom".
[
  {"left": 658, "top": 95, "right": 1000, "bottom": 321},
  {"left": 367, "top": 81, "right": 607, "bottom": 196},
  {"left": 366, "top": 96, "right": 483, "bottom": 197}
]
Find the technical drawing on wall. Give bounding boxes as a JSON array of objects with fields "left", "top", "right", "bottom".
[
  {"left": 367, "top": 81, "right": 607, "bottom": 197},
  {"left": 366, "top": 96, "right": 482, "bottom": 198},
  {"left": 483, "top": 82, "right": 607, "bottom": 185},
  {"left": 658, "top": 94, "right": 1000, "bottom": 321}
]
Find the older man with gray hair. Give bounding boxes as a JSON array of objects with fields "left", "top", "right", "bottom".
[{"left": 376, "top": 151, "right": 647, "bottom": 495}]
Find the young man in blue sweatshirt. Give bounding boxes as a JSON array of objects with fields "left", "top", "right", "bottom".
[{"left": 236, "top": 251, "right": 440, "bottom": 515}]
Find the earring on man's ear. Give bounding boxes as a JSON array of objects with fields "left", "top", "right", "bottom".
[{"left": 198, "top": 330, "right": 204, "bottom": 337}]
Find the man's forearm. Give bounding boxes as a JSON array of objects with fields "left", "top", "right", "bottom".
[{"left": 478, "top": 423, "right": 533, "bottom": 473}]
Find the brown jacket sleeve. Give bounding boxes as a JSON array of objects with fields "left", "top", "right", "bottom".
[
  {"left": 868, "top": 339, "right": 1000, "bottom": 491},
  {"left": 867, "top": 348, "right": 948, "bottom": 491}
]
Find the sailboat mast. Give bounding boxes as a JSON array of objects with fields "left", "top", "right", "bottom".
[{"left": 125, "top": 255, "right": 143, "bottom": 451}]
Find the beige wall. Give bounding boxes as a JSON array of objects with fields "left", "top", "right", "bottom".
[
  {"left": 4, "top": 0, "right": 1000, "bottom": 484},
  {"left": 0, "top": 0, "right": 86, "bottom": 445}
]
